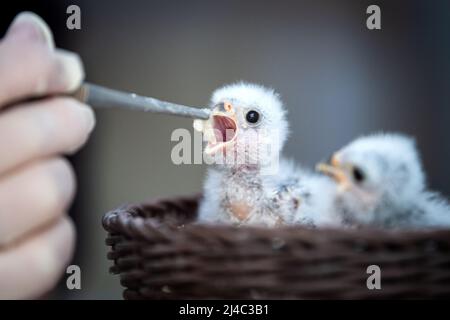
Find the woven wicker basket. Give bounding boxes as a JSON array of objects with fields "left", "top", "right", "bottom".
[{"left": 102, "top": 195, "right": 450, "bottom": 299}]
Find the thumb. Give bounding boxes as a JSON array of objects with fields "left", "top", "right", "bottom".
[{"left": 5, "top": 11, "right": 54, "bottom": 49}]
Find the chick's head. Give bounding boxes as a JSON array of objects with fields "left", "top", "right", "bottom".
[
  {"left": 195, "top": 82, "right": 288, "bottom": 169},
  {"left": 317, "top": 133, "right": 425, "bottom": 217}
]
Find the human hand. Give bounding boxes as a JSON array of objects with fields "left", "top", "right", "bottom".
[{"left": 0, "top": 12, "right": 95, "bottom": 299}]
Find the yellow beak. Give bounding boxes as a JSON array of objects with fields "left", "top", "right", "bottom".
[{"left": 316, "top": 154, "right": 351, "bottom": 190}]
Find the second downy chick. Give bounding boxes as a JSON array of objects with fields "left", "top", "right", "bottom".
[{"left": 316, "top": 133, "right": 450, "bottom": 229}]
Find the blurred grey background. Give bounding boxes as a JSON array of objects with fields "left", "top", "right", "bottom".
[{"left": 1, "top": 0, "right": 449, "bottom": 299}]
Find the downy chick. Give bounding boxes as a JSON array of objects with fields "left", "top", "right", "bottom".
[
  {"left": 195, "top": 82, "right": 334, "bottom": 227},
  {"left": 316, "top": 133, "right": 450, "bottom": 229}
]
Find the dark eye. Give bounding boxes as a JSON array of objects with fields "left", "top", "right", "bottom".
[
  {"left": 245, "top": 110, "right": 260, "bottom": 124},
  {"left": 352, "top": 166, "right": 365, "bottom": 183}
]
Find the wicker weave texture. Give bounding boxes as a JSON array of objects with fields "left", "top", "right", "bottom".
[{"left": 103, "top": 195, "right": 450, "bottom": 299}]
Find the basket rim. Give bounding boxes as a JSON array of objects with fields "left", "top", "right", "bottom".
[{"left": 102, "top": 194, "right": 450, "bottom": 244}]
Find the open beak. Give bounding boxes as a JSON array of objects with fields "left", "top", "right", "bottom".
[
  {"left": 316, "top": 154, "right": 351, "bottom": 190},
  {"left": 193, "top": 102, "right": 238, "bottom": 155}
]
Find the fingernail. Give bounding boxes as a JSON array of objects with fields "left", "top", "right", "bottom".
[
  {"left": 80, "top": 105, "right": 96, "bottom": 133},
  {"left": 6, "top": 11, "right": 54, "bottom": 49},
  {"left": 52, "top": 49, "right": 85, "bottom": 92},
  {"left": 38, "top": 217, "right": 75, "bottom": 277},
  {"left": 48, "top": 158, "right": 76, "bottom": 207}
]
